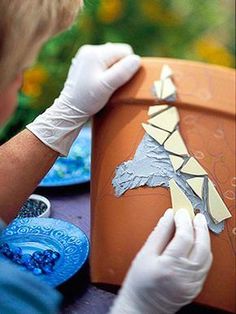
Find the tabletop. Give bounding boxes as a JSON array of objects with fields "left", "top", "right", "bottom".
[{"left": 36, "top": 183, "right": 230, "bottom": 314}]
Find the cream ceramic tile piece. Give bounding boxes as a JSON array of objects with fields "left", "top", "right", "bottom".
[
  {"left": 180, "top": 157, "right": 207, "bottom": 176},
  {"left": 164, "top": 130, "right": 189, "bottom": 156},
  {"left": 169, "top": 155, "right": 184, "bottom": 171},
  {"left": 187, "top": 177, "right": 204, "bottom": 199},
  {"left": 148, "top": 105, "right": 169, "bottom": 117},
  {"left": 153, "top": 80, "right": 163, "bottom": 99},
  {"left": 161, "top": 78, "right": 176, "bottom": 100},
  {"left": 142, "top": 123, "right": 170, "bottom": 145},
  {"left": 148, "top": 107, "right": 179, "bottom": 132},
  {"left": 160, "top": 64, "right": 173, "bottom": 80},
  {"left": 208, "top": 179, "right": 232, "bottom": 223},
  {"left": 169, "top": 179, "right": 195, "bottom": 219}
]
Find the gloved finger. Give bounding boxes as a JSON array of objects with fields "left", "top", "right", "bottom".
[
  {"left": 187, "top": 255, "right": 213, "bottom": 283},
  {"left": 100, "top": 54, "right": 141, "bottom": 91},
  {"left": 163, "top": 208, "right": 194, "bottom": 258},
  {"left": 141, "top": 208, "right": 175, "bottom": 255},
  {"left": 189, "top": 213, "right": 212, "bottom": 265},
  {"left": 99, "top": 43, "right": 134, "bottom": 68},
  {"left": 171, "top": 255, "right": 212, "bottom": 283}
]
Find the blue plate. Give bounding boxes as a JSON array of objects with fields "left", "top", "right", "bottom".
[
  {"left": 39, "top": 126, "right": 91, "bottom": 187},
  {"left": 0, "top": 218, "right": 89, "bottom": 287}
]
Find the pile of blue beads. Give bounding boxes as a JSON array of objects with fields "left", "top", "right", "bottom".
[
  {"left": 17, "top": 199, "right": 47, "bottom": 218},
  {"left": 0, "top": 243, "right": 60, "bottom": 275}
]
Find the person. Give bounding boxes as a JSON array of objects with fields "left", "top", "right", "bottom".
[{"left": 0, "top": 1, "right": 212, "bottom": 313}]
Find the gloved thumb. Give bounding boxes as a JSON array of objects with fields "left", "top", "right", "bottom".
[{"left": 100, "top": 54, "right": 141, "bottom": 91}]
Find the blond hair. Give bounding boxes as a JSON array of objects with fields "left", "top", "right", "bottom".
[{"left": 0, "top": 0, "right": 82, "bottom": 92}]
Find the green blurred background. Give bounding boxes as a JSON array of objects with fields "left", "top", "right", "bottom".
[{"left": 0, "top": 0, "right": 235, "bottom": 143}]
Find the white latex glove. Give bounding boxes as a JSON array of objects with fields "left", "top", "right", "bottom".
[
  {"left": 27, "top": 43, "right": 141, "bottom": 156},
  {"left": 110, "top": 208, "right": 213, "bottom": 314}
]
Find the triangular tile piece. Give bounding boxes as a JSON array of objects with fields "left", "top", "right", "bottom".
[
  {"left": 187, "top": 177, "right": 204, "bottom": 199},
  {"left": 181, "top": 157, "right": 207, "bottom": 176},
  {"left": 142, "top": 123, "right": 170, "bottom": 145},
  {"left": 148, "top": 105, "right": 169, "bottom": 117},
  {"left": 165, "top": 94, "right": 177, "bottom": 102},
  {"left": 160, "top": 64, "right": 173, "bottom": 80},
  {"left": 169, "top": 179, "right": 195, "bottom": 219},
  {"left": 153, "top": 80, "right": 163, "bottom": 99},
  {"left": 208, "top": 179, "right": 232, "bottom": 223},
  {"left": 169, "top": 155, "right": 184, "bottom": 171},
  {"left": 148, "top": 106, "right": 179, "bottom": 132},
  {"left": 161, "top": 78, "right": 176, "bottom": 100},
  {"left": 164, "top": 130, "right": 189, "bottom": 156}
]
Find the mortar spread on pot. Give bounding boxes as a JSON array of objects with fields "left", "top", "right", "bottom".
[{"left": 112, "top": 64, "right": 231, "bottom": 234}]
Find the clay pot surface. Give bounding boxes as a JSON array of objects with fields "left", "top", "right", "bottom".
[{"left": 91, "top": 58, "right": 235, "bottom": 312}]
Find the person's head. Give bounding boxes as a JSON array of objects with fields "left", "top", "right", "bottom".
[{"left": 0, "top": 0, "right": 83, "bottom": 125}]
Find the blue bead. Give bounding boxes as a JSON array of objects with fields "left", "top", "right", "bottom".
[
  {"left": 41, "top": 264, "right": 53, "bottom": 274},
  {"left": 43, "top": 249, "right": 54, "bottom": 257},
  {"left": 4, "top": 250, "right": 13, "bottom": 259},
  {"left": 0, "top": 243, "right": 9, "bottom": 249},
  {"left": 0, "top": 243, "right": 10, "bottom": 253},
  {"left": 33, "top": 260, "right": 41, "bottom": 268},
  {"left": 46, "top": 262, "right": 54, "bottom": 268},
  {"left": 12, "top": 254, "right": 23, "bottom": 265},
  {"left": 16, "top": 258, "right": 23, "bottom": 265},
  {"left": 32, "top": 251, "right": 44, "bottom": 263},
  {"left": 32, "top": 251, "right": 43, "bottom": 257},
  {"left": 18, "top": 198, "right": 47, "bottom": 218},
  {"left": 34, "top": 256, "right": 44, "bottom": 264},
  {"left": 32, "top": 268, "right": 42, "bottom": 275},
  {"left": 51, "top": 252, "right": 60, "bottom": 261},
  {"left": 21, "top": 254, "right": 32, "bottom": 265},
  {"left": 1, "top": 242, "right": 58, "bottom": 276},
  {"left": 43, "top": 257, "right": 54, "bottom": 264},
  {"left": 25, "top": 262, "right": 35, "bottom": 271},
  {"left": 12, "top": 247, "right": 22, "bottom": 256}
]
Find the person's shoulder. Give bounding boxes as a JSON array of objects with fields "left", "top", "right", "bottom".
[{"left": 0, "top": 259, "right": 62, "bottom": 313}]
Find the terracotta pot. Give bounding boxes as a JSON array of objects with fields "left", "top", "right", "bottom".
[{"left": 90, "top": 58, "right": 235, "bottom": 312}]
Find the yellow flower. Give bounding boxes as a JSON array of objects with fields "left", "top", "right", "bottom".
[
  {"left": 194, "top": 37, "right": 234, "bottom": 67},
  {"left": 23, "top": 66, "right": 48, "bottom": 84},
  {"left": 97, "top": 0, "right": 123, "bottom": 24},
  {"left": 21, "top": 83, "right": 42, "bottom": 98},
  {"left": 140, "top": 0, "right": 180, "bottom": 25},
  {"left": 22, "top": 65, "right": 48, "bottom": 97}
]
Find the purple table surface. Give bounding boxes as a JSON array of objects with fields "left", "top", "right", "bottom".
[
  {"left": 36, "top": 184, "right": 229, "bottom": 314},
  {"left": 37, "top": 184, "right": 116, "bottom": 314}
]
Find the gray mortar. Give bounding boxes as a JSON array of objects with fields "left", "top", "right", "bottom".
[{"left": 112, "top": 133, "right": 224, "bottom": 234}]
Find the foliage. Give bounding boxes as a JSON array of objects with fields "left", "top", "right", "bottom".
[{"left": 0, "top": 0, "right": 235, "bottom": 142}]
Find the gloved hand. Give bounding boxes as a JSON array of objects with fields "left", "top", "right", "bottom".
[
  {"left": 110, "top": 208, "right": 213, "bottom": 314},
  {"left": 27, "top": 43, "right": 141, "bottom": 156}
]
